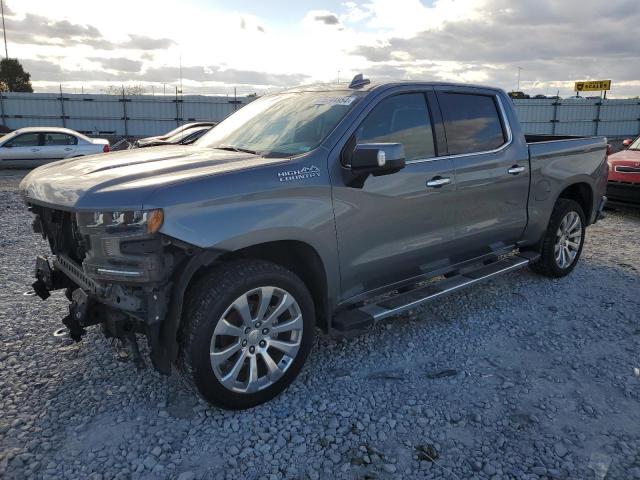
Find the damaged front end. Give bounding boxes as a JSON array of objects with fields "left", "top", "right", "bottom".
[{"left": 28, "top": 204, "right": 218, "bottom": 374}]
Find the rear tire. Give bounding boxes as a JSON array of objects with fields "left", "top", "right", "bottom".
[
  {"left": 177, "top": 260, "right": 315, "bottom": 409},
  {"left": 529, "top": 198, "right": 586, "bottom": 278}
]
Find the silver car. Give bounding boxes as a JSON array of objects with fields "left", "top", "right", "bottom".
[{"left": 0, "top": 127, "right": 110, "bottom": 168}]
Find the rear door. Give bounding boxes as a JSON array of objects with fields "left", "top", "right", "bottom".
[
  {"left": 0, "top": 133, "right": 43, "bottom": 168},
  {"left": 331, "top": 89, "right": 457, "bottom": 301},
  {"left": 434, "top": 87, "right": 529, "bottom": 261},
  {"left": 42, "top": 132, "right": 78, "bottom": 159}
]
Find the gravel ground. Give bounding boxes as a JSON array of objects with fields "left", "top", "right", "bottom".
[{"left": 1, "top": 170, "right": 639, "bottom": 480}]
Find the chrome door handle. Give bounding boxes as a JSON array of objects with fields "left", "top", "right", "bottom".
[
  {"left": 508, "top": 165, "right": 525, "bottom": 175},
  {"left": 31, "top": 148, "right": 39, "bottom": 152},
  {"left": 426, "top": 177, "right": 451, "bottom": 187},
  {"left": 64, "top": 147, "right": 73, "bottom": 151}
]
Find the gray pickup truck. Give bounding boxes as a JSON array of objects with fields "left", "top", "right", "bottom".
[{"left": 20, "top": 75, "right": 608, "bottom": 409}]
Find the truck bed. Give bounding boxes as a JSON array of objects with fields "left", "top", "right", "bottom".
[
  {"left": 523, "top": 134, "right": 608, "bottom": 244},
  {"left": 525, "top": 134, "right": 596, "bottom": 143}
]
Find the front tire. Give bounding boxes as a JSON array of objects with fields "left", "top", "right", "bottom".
[
  {"left": 178, "top": 260, "right": 315, "bottom": 409},
  {"left": 530, "top": 198, "right": 586, "bottom": 278}
]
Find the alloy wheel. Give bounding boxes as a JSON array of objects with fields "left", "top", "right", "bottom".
[
  {"left": 209, "top": 286, "right": 303, "bottom": 393},
  {"left": 554, "top": 211, "right": 582, "bottom": 269}
]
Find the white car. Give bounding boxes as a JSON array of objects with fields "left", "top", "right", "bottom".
[{"left": 0, "top": 127, "right": 110, "bottom": 168}]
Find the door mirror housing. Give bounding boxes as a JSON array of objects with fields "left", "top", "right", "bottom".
[
  {"left": 622, "top": 138, "right": 633, "bottom": 148},
  {"left": 350, "top": 143, "right": 405, "bottom": 175}
]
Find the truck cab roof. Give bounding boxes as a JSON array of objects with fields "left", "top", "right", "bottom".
[{"left": 282, "top": 78, "right": 505, "bottom": 95}]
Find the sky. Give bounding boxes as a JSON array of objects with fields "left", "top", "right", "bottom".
[{"left": 4, "top": 0, "right": 640, "bottom": 98}]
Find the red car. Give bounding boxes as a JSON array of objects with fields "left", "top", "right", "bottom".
[{"left": 607, "top": 136, "right": 640, "bottom": 206}]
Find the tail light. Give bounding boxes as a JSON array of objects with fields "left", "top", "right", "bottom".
[{"left": 103, "top": 144, "right": 110, "bottom": 153}]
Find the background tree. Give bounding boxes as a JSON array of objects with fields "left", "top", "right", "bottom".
[{"left": 0, "top": 59, "right": 33, "bottom": 92}]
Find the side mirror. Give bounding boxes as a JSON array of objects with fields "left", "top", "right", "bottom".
[
  {"left": 622, "top": 139, "right": 632, "bottom": 148},
  {"left": 350, "top": 143, "right": 405, "bottom": 175}
]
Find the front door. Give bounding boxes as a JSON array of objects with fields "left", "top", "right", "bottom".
[
  {"left": 331, "top": 90, "right": 457, "bottom": 302},
  {"left": 0, "top": 132, "right": 43, "bottom": 168},
  {"left": 434, "top": 87, "right": 530, "bottom": 261}
]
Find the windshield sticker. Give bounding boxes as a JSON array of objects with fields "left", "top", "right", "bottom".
[
  {"left": 314, "top": 96, "right": 357, "bottom": 106},
  {"left": 278, "top": 166, "right": 321, "bottom": 182}
]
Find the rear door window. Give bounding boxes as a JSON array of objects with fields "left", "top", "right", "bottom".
[
  {"left": 4, "top": 133, "right": 41, "bottom": 147},
  {"left": 355, "top": 93, "right": 435, "bottom": 161},
  {"left": 43, "top": 133, "right": 77, "bottom": 146},
  {"left": 437, "top": 92, "right": 506, "bottom": 155}
]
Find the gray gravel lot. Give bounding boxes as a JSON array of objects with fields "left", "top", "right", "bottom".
[{"left": 1, "top": 170, "right": 639, "bottom": 480}]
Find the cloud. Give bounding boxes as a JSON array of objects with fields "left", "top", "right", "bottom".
[
  {"left": 351, "top": 0, "right": 640, "bottom": 94},
  {"left": 1, "top": 2, "right": 15, "bottom": 16},
  {"left": 10, "top": 0, "right": 640, "bottom": 98},
  {"left": 22, "top": 59, "right": 124, "bottom": 82},
  {"left": 23, "top": 59, "right": 309, "bottom": 89},
  {"left": 89, "top": 57, "right": 143, "bottom": 73},
  {"left": 117, "top": 34, "right": 175, "bottom": 50},
  {"left": 4, "top": 13, "right": 102, "bottom": 46},
  {"left": 139, "top": 65, "right": 309, "bottom": 86},
  {"left": 304, "top": 10, "right": 342, "bottom": 28},
  {"left": 4, "top": 13, "right": 174, "bottom": 51},
  {"left": 314, "top": 13, "right": 340, "bottom": 25}
]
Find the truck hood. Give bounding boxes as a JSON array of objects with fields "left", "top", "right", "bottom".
[{"left": 20, "top": 145, "right": 285, "bottom": 210}]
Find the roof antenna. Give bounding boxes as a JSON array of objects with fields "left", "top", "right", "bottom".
[{"left": 349, "top": 73, "right": 370, "bottom": 89}]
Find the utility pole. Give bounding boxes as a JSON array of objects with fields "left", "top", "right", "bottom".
[
  {"left": 0, "top": 0, "right": 8, "bottom": 59},
  {"left": 179, "top": 53, "right": 183, "bottom": 95},
  {"left": 517, "top": 67, "right": 523, "bottom": 91},
  {"left": 337, "top": 70, "right": 340, "bottom": 84}
]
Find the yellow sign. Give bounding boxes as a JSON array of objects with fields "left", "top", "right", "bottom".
[{"left": 574, "top": 80, "right": 611, "bottom": 92}]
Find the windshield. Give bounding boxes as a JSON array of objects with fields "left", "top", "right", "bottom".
[
  {"left": 629, "top": 137, "right": 640, "bottom": 150},
  {"left": 196, "top": 91, "right": 364, "bottom": 157}
]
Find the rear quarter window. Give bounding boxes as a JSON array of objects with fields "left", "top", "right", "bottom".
[{"left": 437, "top": 92, "right": 507, "bottom": 155}]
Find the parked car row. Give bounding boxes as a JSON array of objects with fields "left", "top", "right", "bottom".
[
  {"left": 0, "top": 122, "right": 218, "bottom": 168},
  {"left": 0, "top": 127, "right": 110, "bottom": 168}
]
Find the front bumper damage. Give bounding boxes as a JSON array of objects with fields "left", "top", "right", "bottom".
[
  {"left": 33, "top": 252, "right": 174, "bottom": 372},
  {"left": 28, "top": 205, "right": 223, "bottom": 374}
]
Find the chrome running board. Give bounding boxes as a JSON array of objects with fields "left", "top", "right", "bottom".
[{"left": 332, "top": 252, "right": 539, "bottom": 333}]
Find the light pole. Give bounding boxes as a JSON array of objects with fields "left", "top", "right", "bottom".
[
  {"left": 517, "top": 67, "right": 523, "bottom": 92},
  {"left": 0, "top": 0, "right": 8, "bottom": 59}
]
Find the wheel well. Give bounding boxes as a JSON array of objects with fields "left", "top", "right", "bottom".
[
  {"left": 217, "top": 241, "right": 330, "bottom": 331},
  {"left": 558, "top": 183, "right": 593, "bottom": 223}
]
